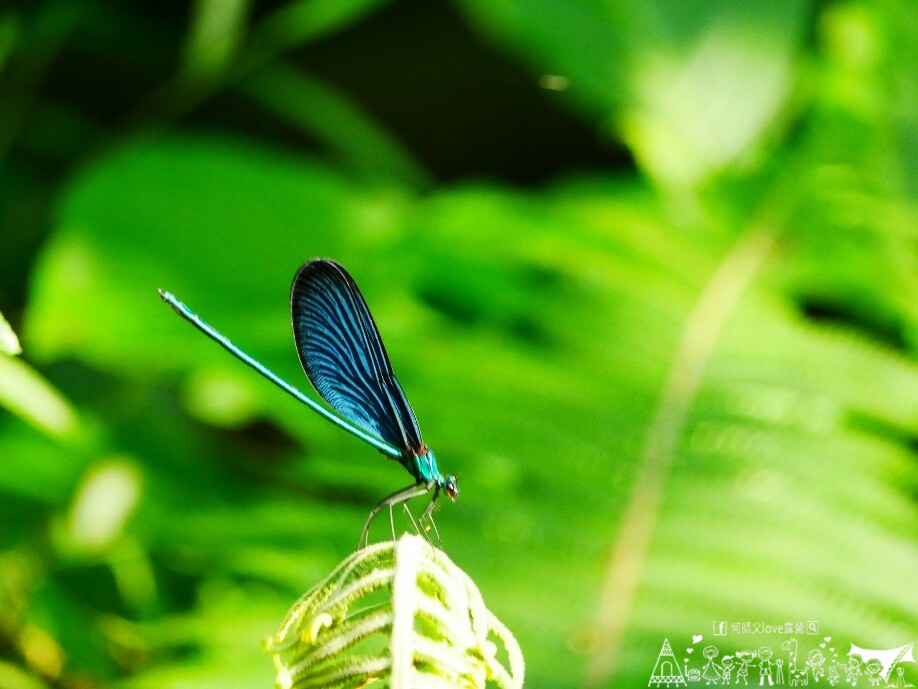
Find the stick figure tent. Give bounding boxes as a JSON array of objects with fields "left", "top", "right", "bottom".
[
  {"left": 649, "top": 638, "right": 688, "bottom": 687},
  {"left": 848, "top": 643, "right": 915, "bottom": 682}
]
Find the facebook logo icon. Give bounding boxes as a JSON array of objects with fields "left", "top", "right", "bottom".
[{"left": 713, "top": 621, "right": 728, "bottom": 636}]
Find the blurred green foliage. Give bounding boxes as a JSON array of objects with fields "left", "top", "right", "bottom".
[{"left": 1, "top": 1, "right": 916, "bottom": 689}]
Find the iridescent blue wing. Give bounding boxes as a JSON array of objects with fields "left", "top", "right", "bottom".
[{"left": 291, "top": 259, "right": 424, "bottom": 455}]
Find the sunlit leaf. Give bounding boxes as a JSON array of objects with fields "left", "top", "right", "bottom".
[
  {"left": 0, "top": 657, "right": 52, "bottom": 689},
  {"left": 181, "top": 0, "right": 251, "bottom": 79},
  {"left": 0, "top": 309, "right": 21, "bottom": 355},
  {"left": 62, "top": 458, "right": 143, "bottom": 554},
  {"left": 0, "top": 356, "right": 77, "bottom": 439},
  {"left": 455, "top": 0, "right": 810, "bottom": 185}
]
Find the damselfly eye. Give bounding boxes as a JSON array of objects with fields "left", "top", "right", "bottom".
[{"left": 444, "top": 476, "right": 459, "bottom": 500}]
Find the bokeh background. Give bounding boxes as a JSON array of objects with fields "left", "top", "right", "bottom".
[{"left": 1, "top": 1, "right": 916, "bottom": 688}]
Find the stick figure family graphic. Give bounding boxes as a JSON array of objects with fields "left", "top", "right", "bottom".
[{"left": 649, "top": 636, "right": 915, "bottom": 687}]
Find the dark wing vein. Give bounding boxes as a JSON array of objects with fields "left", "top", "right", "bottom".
[{"left": 291, "top": 259, "right": 424, "bottom": 453}]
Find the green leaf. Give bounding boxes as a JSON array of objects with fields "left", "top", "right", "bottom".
[
  {"left": 24, "top": 135, "right": 413, "bottom": 379},
  {"left": 455, "top": 0, "right": 810, "bottom": 185},
  {"left": 239, "top": 63, "right": 432, "bottom": 188},
  {"left": 181, "top": 0, "right": 251, "bottom": 79},
  {"left": 0, "top": 356, "right": 77, "bottom": 439},
  {"left": 0, "top": 660, "right": 50, "bottom": 689},
  {"left": 0, "top": 309, "right": 21, "bottom": 355},
  {"left": 253, "top": 0, "right": 393, "bottom": 53}
]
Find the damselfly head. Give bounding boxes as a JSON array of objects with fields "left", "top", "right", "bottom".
[{"left": 443, "top": 475, "right": 459, "bottom": 501}]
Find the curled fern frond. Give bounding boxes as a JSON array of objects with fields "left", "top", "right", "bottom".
[{"left": 265, "top": 535, "right": 525, "bottom": 689}]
